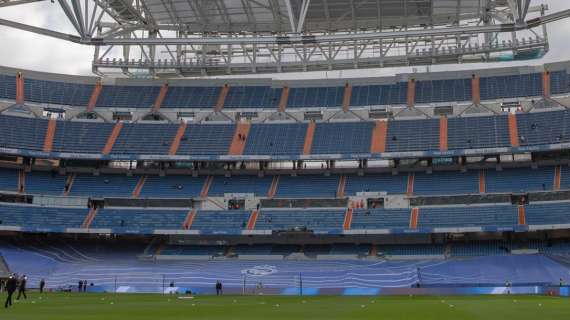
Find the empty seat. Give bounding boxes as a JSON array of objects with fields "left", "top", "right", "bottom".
[
  {"left": 111, "top": 123, "right": 179, "bottom": 155},
  {"left": 224, "top": 86, "right": 281, "bottom": 109},
  {"left": 190, "top": 210, "right": 251, "bottom": 233},
  {"left": 96, "top": 85, "right": 160, "bottom": 108},
  {"left": 176, "top": 124, "right": 235, "bottom": 156},
  {"left": 141, "top": 175, "right": 205, "bottom": 198},
  {"left": 486, "top": 166, "right": 554, "bottom": 193},
  {"left": 52, "top": 120, "right": 115, "bottom": 154},
  {"left": 276, "top": 175, "right": 339, "bottom": 198},
  {"left": 344, "top": 174, "right": 407, "bottom": 195},
  {"left": 24, "top": 171, "right": 66, "bottom": 195},
  {"left": 311, "top": 122, "right": 374, "bottom": 154},
  {"left": 161, "top": 86, "right": 221, "bottom": 108},
  {"left": 255, "top": 209, "right": 345, "bottom": 232},
  {"left": 419, "top": 205, "right": 518, "bottom": 228},
  {"left": 386, "top": 119, "right": 440, "bottom": 152},
  {"left": 91, "top": 208, "right": 187, "bottom": 233},
  {"left": 414, "top": 170, "right": 479, "bottom": 195},
  {"left": 350, "top": 208, "right": 410, "bottom": 230},
  {"left": 447, "top": 115, "right": 511, "bottom": 150},
  {"left": 244, "top": 123, "right": 307, "bottom": 155},
  {"left": 69, "top": 174, "right": 139, "bottom": 198},
  {"left": 208, "top": 175, "right": 272, "bottom": 196}
]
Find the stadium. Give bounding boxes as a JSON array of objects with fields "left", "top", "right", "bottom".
[{"left": 1, "top": 0, "right": 570, "bottom": 319}]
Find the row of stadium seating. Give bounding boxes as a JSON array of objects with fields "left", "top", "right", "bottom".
[
  {"left": 5, "top": 165, "right": 567, "bottom": 198},
  {"left": 0, "top": 201, "right": 568, "bottom": 234},
  {"left": 3, "top": 110, "right": 570, "bottom": 156},
  {"left": 156, "top": 241, "right": 570, "bottom": 257},
  {"left": 0, "top": 71, "right": 567, "bottom": 109}
]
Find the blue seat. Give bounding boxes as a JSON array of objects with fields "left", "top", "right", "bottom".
[
  {"left": 244, "top": 123, "right": 306, "bottom": 155},
  {"left": 91, "top": 208, "right": 188, "bottom": 233},
  {"left": 52, "top": 120, "right": 114, "bottom": 154},
  {"left": 69, "top": 174, "right": 139, "bottom": 198},
  {"left": 344, "top": 174, "right": 407, "bottom": 195},
  {"left": 414, "top": 170, "right": 479, "bottom": 195},
  {"left": 208, "top": 175, "right": 272, "bottom": 196},
  {"left": 162, "top": 86, "right": 221, "bottom": 108},
  {"left": 419, "top": 205, "right": 518, "bottom": 228},
  {"left": 190, "top": 210, "right": 251, "bottom": 233},
  {"left": 96, "top": 85, "right": 160, "bottom": 108},
  {"left": 177, "top": 124, "right": 235, "bottom": 156},
  {"left": 255, "top": 209, "right": 345, "bottom": 232},
  {"left": 276, "top": 175, "right": 339, "bottom": 198},
  {"left": 25, "top": 171, "right": 66, "bottom": 195},
  {"left": 351, "top": 208, "right": 410, "bottom": 229},
  {"left": 140, "top": 175, "right": 205, "bottom": 198},
  {"left": 111, "top": 123, "right": 179, "bottom": 155},
  {"left": 485, "top": 166, "right": 554, "bottom": 193},
  {"left": 447, "top": 115, "right": 511, "bottom": 150},
  {"left": 311, "top": 122, "right": 374, "bottom": 154},
  {"left": 386, "top": 119, "right": 440, "bottom": 152}
]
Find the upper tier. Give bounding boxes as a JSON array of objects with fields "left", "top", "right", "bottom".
[{"left": 0, "top": 62, "right": 569, "bottom": 110}]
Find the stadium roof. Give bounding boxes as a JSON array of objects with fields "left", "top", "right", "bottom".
[
  {"left": 141, "top": 0, "right": 485, "bottom": 33},
  {"left": 0, "top": 0, "right": 570, "bottom": 77}
]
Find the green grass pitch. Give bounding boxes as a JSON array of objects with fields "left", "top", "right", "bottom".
[{"left": 2, "top": 293, "right": 570, "bottom": 319}]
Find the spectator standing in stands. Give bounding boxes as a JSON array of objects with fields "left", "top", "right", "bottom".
[
  {"left": 39, "top": 279, "right": 45, "bottom": 294},
  {"left": 4, "top": 274, "right": 17, "bottom": 308},
  {"left": 16, "top": 275, "right": 27, "bottom": 300}
]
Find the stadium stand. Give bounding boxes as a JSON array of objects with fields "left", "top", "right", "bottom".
[
  {"left": 525, "top": 202, "right": 570, "bottom": 226},
  {"left": 350, "top": 208, "right": 410, "bottom": 230},
  {"left": 344, "top": 173, "right": 407, "bottom": 195},
  {"left": 244, "top": 123, "right": 307, "bottom": 155},
  {"left": 24, "top": 170, "right": 66, "bottom": 195},
  {"left": 413, "top": 170, "right": 479, "bottom": 195},
  {"left": 385, "top": 119, "right": 440, "bottom": 152},
  {"left": 255, "top": 209, "right": 345, "bottom": 232},
  {"left": 68, "top": 174, "right": 139, "bottom": 198},
  {"left": 224, "top": 86, "right": 282, "bottom": 109},
  {"left": 52, "top": 120, "right": 115, "bottom": 154},
  {"left": 0, "top": 74, "right": 16, "bottom": 100},
  {"left": 161, "top": 86, "right": 221, "bottom": 109},
  {"left": 140, "top": 175, "right": 206, "bottom": 198},
  {"left": 311, "top": 122, "right": 374, "bottom": 154},
  {"left": 418, "top": 205, "right": 519, "bottom": 229},
  {"left": 516, "top": 110, "right": 570, "bottom": 146},
  {"left": 0, "top": 203, "right": 86, "bottom": 230},
  {"left": 287, "top": 86, "right": 344, "bottom": 108},
  {"left": 208, "top": 175, "right": 273, "bottom": 197},
  {"left": 0, "top": 115, "right": 47, "bottom": 151},
  {"left": 189, "top": 210, "right": 251, "bottom": 233},
  {"left": 176, "top": 124, "right": 235, "bottom": 156},
  {"left": 111, "top": 123, "right": 179, "bottom": 155},
  {"left": 96, "top": 85, "right": 160, "bottom": 108},
  {"left": 447, "top": 115, "right": 511, "bottom": 150},
  {"left": 24, "top": 78, "right": 93, "bottom": 106},
  {"left": 90, "top": 208, "right": 188, "bottom": 233},
  {"left": 415, "top": 78, "right": 472, "bottom": 104},
  {"left": 0, "top": 110, "right": 568, "bottom": 158},
  {"left": 350, "top": 83, "right": 408, "bottom": 106},
  {"left": 485, "top": 166, "right": 554, "bottom": 193},
  {"left": 275, "top": 175, "right": 339, "bottom": 198}
]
